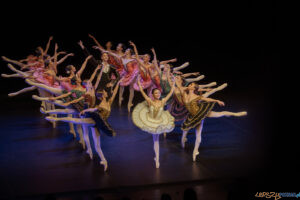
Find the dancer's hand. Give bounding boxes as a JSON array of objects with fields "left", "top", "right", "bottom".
[
  {"left": 78, "top": 40, "right": 84, "bottom": 49},
  {"left": 129, "top": 41, "right": 135, "bottom": 47},
  {"left": 87, "top": 55, "right": 93, "bottom": 60},
  {"left": 49, "top": 97, "right": 56, "bottom": 101},
  {"left": 217, "top": 100, "right": 225, "bottom": 107}
]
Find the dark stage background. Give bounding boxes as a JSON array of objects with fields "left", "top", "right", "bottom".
[{"left": 0, "top": 1, "right": 289, "bottom": 199}]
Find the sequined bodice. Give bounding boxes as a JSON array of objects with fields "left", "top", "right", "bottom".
[
  {"left": 184, "top": 97, "right": 202, "bottom": 116},
  {"left": 149, "top": 105, "right": 163, "bottom": 119}
]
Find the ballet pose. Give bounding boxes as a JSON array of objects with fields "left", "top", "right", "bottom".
[
  {"left": 175, "top": 77, "right": 247, "bottom": 161},
  {"left": 45, "top": 79, "right": 122, "bottom": 171},
  {"left": 132, "top": 77, "right": 175, "bottom": 168}
]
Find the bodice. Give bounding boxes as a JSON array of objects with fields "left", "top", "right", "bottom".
[
  {"left": 149, "top": 105, "right": 163, "bottom": 119},
  {"left": 184, "top": 97, "right": 202, "bottom": 116}
]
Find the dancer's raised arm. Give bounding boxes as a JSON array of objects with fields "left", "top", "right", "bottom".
[
  {"left": 109, "top": 79, "right": 122, "bottom": 105},
  {"left": 175, "top": 76, "right": 187, "bottom": 102},
  {"left": 57, "top": 53, "right": 74, "bottom": 65},
  {"left": 88, "top": 34, "right": 105, "bottom": 50},
  {"left": 94, "top": 65, "right": 104, "bottom": 89},
  {"left": 89, "top": 65, "right": 101, "bottom": 83},
  {"left": 151, "top": 48, "right": 161, "bottom": 74},
  {"left": 77, "top": 55, "right": 93, "bottom": 79},
  {"left": 129, "top": 41, "right": 147, "bottom": 69},
  {"left": 137, "top": 77, "right": 152, "bottom": 105},
  {"left": 162, "top": 79, "right": 175, "bottom": 104},
  {"left": 43, "top": 36, "right": 53, "bottom": 56}
]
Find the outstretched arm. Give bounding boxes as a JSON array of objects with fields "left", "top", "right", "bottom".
[
  {"left": 57, "top": 53, "right": 74, "bottom": 65},
  {"left": 200, "top": 97, "right": 225, "bottom": 106},
  {"left": 49, "top": 92, "right": 72, "bottom": 100},
  {"left": 77, "top": 55, "right": 93, "bottom": 79},
  {"left": 88, "top": 34, "right": 105, "bottom": 49},
  {"left": 78, "top": 40, "right": 99, "bottom": 67},
  {"left": 89, "top": 65, "right": 101, "bottom": 82},
  {"left": 63, "top": 96, "right": 85, "bottom": 106}
]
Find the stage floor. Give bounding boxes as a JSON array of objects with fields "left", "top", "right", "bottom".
[{"left": 0, "top": 94, "right": 266, "bottom": 199}]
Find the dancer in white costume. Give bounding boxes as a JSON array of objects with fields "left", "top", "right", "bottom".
[{"left": 132, "top": 77, "right": 175, "bottom": 168}]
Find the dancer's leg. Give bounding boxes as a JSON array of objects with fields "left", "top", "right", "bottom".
[
  {"left": 119, "top": 86, "right": 124, "bottom": 107},
  {"left": 1, "top": 73, "right": 22, "bottom": 78},
  {"left": 181, "top": 130, "right": 189, "bottom": 148},
  {"left": 41, "top": 108, "right": 77, "bottom": 115},
  {"left": 8, "top": 86, "right": 37, "bottom": 97},
  {"left": 208, "top": 111, "right": 247, "bottom": 118},
  {"left": 193, "top": 121, "right": 204, "bottom": 162},
  {"left": 127, "top": 84, "right": 135, "bottom": 112},
  {"left": 91, "top": 127, "right": 108, "bottom": 171},
  {"left": 153, "top": 134, "right": 160, "bottom": 168},
  {"left": 68, "top": 114, "right": 76, "bottom": 138},
  {"left": 26, "top": 79, "right": 62, "bottom": 95},
  {"left": 7, "top": 64, "right": 28, "bottom": 77},
  {"left": 198, "top": 82, "right": 217, "bottom": 89},
  {"left": 45, "top": 116, "right": 95, "bottom": 125},
  {"left": 82, "top": 125, "right": 93, "bottom": 159},
  {"left": 202, "top": 83, "right": 228, "bottom": 98},
  {"left": 2, "top": 56, "right": 25, "bottom": 68},
  {"left": 77, "top": 124, "right": 85, "bottom": 149}
]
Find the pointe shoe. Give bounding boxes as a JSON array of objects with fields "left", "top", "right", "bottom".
[
  {"left": 8, "top": 93, "right": 16, "bottom": 97},
  {"left": 40, "top": 107, "right": 46, "bottom": 114},
  {"left": 69, "top": 129, "right": 76, "bottom": 138},
  {"left": 235, "top": 111, "right": 248, "bottom": 117},
  {"left": 154, "top": 157, "right": 160, "bottom": 168},
  {"left": 86, "top": 149, "right": 93, "bottom": 159},
  {"left": 127, "top": 103, "right": 133, "bottom": 113},
  {"left": 218, "top": 83, "right": 228, "bottom": 90},
  {"left": 100, "top": 160, "right": 108, "bottom": 171},
  {"left": 181, "top": 137, "right": 187, "bottom": 148},
  {"left": 79, "top": 139, "right": 86, "bottom": 149},
  {"left": 1, "top": 74, "right": 10, "bottom": 78},
  {"left": 51, "top": 121, "right": 57, "bottom": 128},
  {"left": 192, "top": 151, "right": 199, "bottom": 162},
  {"left": 45, "top": 116, "right": 56, "bottom": 122},
  {"left": 32, "top": 95, "right": 41, "bottom": 101}
]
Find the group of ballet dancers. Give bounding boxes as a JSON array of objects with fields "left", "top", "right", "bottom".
[{"left": 1, "top": 35, "right": 247, "bottom": 171}]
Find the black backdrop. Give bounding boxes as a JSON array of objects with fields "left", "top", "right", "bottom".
[{"left": 0, "top": 0, "right": 288, "bottom": 195}]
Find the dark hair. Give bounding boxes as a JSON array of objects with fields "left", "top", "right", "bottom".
[
  {"left": 66, "top": 65, "right": 73, "bottom": 74},
  {"left": 151, "top": 88, "right": 160, "bottom": 95}
]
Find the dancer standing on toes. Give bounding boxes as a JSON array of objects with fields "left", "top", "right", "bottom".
[
  {"left": 175, "top": 77, "right": 247, "bottom": 161},
  {"left": 46, "top": 79, "right": 123, "bottom": 171},
  {"left": 131, "top": 77, "right": 175, "bottom": 168}
]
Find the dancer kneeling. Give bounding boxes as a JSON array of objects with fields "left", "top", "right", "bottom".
[{"left": 132, "top": 76, "right": 175, "bottom": 168}]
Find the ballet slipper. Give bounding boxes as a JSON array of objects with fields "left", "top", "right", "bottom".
[
  {"left": 154, "top": 157, "right": 160, "bottom": 168},
  {"left": 45, "top": 116, "right": 56, "bottom": 122},
  {"left": 100, "top": 160, "right": 108, "bottom": 171},
  {"left": 86, "top": 149, "right": 93, "bottom": 159},
  {"left": 127, "top": 103, "right": 133, "bottom": 113},
  {"left": 192, "top": 151, "right": 199, "bottom": 162},
  {"left": 181, "top": 137, "right": 188, "bottom": 148}
]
